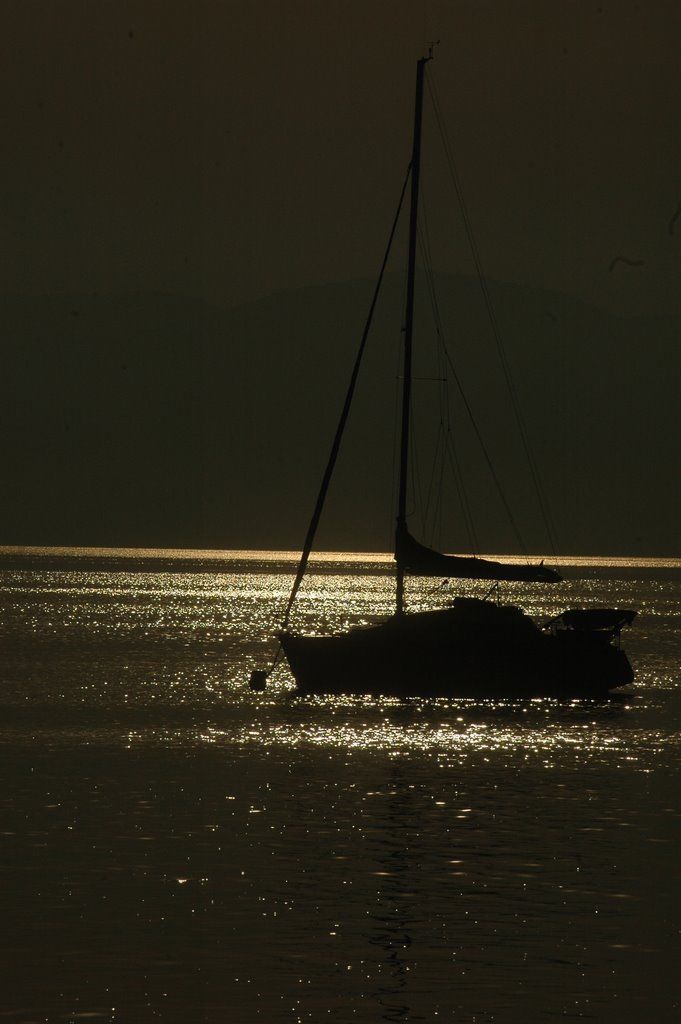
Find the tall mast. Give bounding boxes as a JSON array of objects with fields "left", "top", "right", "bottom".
[{"left": 396, "top": 53, "right": 430, "bottom": 615}]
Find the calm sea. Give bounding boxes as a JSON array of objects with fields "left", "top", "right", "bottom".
[{"left": 1, "top": 547, "right": 680, "bottom": 1023}]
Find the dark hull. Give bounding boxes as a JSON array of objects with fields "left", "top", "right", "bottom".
[{"left": 280, "top": 601, "right": 634, "bottom": 699}]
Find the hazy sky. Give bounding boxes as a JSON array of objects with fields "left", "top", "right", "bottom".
[
  {"left": 1, "top": 1, "right": 680, "bottom": 554},
  {"left": 2, "top": 0, "right": 679, "bottom": 310}
]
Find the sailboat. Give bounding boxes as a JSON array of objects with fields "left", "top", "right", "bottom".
[{"left": 253, "top": 51, "right": 636, "bottom": 699}]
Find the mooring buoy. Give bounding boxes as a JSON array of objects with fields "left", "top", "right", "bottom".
[{"left": 249, "top": 669, "right": 268, "bottom": 692}]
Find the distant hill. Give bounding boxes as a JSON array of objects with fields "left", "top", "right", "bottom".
[{"left": 1, "top": 279, "right": 678, "bottom": 557}]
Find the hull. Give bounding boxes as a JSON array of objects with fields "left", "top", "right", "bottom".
[{"left": 280, "top": 600, "right": 634, "bottom": 699}]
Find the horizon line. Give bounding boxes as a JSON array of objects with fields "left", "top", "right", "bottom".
[{"left": 0, "top": 545, "right": 678, "bottom": 570}]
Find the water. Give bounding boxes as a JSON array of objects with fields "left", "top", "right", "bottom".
[{"left": 1, "top": 548, "right": 680, "bottom": 1022}]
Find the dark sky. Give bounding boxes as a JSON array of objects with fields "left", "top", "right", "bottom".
[
  {"left": 3, "top": 0, "right": 680, "bottom": 307},
  {"left": 1, "top": 1, "right": 680, "bottom": 554}
]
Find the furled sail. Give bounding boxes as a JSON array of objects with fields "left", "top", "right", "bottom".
[{"left": 395, "top": 526, "right": 562, "bottom": 583}]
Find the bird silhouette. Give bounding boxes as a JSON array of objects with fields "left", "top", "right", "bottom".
[
  {"left": 669, "top": 201, "right": 681, "bottom": 236},
  {"left": 608, "top": 256, "right": 644, "bottom": 272}
]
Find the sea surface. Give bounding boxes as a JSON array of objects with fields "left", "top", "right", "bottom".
[{"left": 1, "top": 547, "right": 680, "bottom": 1023}]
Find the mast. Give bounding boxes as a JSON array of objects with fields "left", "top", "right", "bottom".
[{"left": 396, "top": 52, "right": 431, "bottom": 615}]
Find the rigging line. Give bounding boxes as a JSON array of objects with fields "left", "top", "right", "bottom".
[
  {"left": 439, "top": 337, "right": 531, "bottom": 557},
  {"left": 445, "top": 435, "right": 480, "bottom": 554},
  {"left": 430, "top": 76, "right": 559, "bottom": 554},
  {"left": 415, "top": 219, "right": 448, "bottom": 542},
  {"left": 432, "top": 325, "right": 531, "bottom": 554},
  {"left": 434, "top": 330, "right": 450, "bottom": 550},
  {"left": 432, "top": 426, "right": 448, "bottom": 547},
  {"left": 417, "top": 211, "right": 531, "bottom": 558},
  {"left": 390, "top": 235, "right": 414, "bottom": 550},
  {"left": 281, "top": 162, "right": 412, "bottom": 632},
  {"left": 420, "top": 197, "right": 483, "bottom": 553},
  {"left": 408, "top": 398, "right": 424, "bottom": 526},
  {"left": 422, "top": 423, "right": 445, "bottom": 541},
  {"left": 418, "top": 196, "right": 486, "bottom": 554},
  {"left": 427, "top": 73, "right": 561, "bottom": 557},
  {"left": 417, "top": 260, "right": 481, "bottom": 555},
  {"left": 416, "top": 220, "right": 482, "bottom": 554}
]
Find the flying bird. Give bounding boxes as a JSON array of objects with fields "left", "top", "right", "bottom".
[{"left": 608, "top": 256, "right": 644, "bottom": 272}]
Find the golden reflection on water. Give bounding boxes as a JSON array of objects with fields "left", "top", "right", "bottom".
[
  {"left": 2, "top": 550, "right": 678, "bottom": 751},
  {"left": 113, "top": 694, "right": 681, "bottom": 779},
  {"left": 222, "top": 698, "right": 640, "bottom": 762},
  {"left": 1, "top": 548, "right": 680, "bottom": 1024}
]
